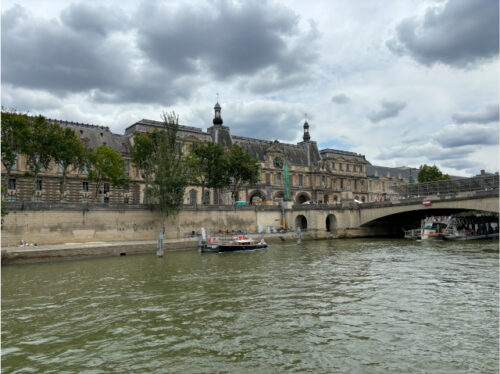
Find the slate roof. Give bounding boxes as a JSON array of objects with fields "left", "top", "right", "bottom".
[
  {"left": 49, "top": 119, "right": 130, "bottom": 155},
  {"left": 125, "top": 119, "right": 205, "bottom": 135},
  {"left": 366, "top": 165, "right": 417, "bottom": 179},
  {"left": 232, "top": 136, "right": 321, "bottom": 166}
]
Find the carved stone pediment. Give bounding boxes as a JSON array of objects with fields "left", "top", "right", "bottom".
[{"left": 267, "top": 139, "right": 284, "bottom": 154}]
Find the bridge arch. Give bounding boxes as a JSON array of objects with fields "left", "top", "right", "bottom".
[
  {"left": 358, "top": 194, "right": 499, "bottom": 237},
  {"left": 295, "top": 215, "right": 308, "bottom": 230},
  {"left": 296, "top": 192, "right": 311, "bottom": 204},
  {"left": 326, "top": 214, "right": 337, "bottom": 232}
]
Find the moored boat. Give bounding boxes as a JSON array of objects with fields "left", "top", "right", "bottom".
[
  {"left": 404, "top": 215, "right": 499, "bottom": 241},
  {"left": 421, "top": 221, "right": 447, "bottom": 241},
  {"left": 218, "top": 235, "right": 267, "bottom": 252}
]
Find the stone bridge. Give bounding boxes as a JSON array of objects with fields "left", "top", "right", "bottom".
[{"left": 286, "top": 190, "right": 498, "bottom": 237}]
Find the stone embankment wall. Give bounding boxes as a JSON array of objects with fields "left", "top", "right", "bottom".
[{"left": 1, "top": 202, "right": 388, "bottom": 247}]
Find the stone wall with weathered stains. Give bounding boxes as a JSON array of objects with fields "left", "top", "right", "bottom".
[
  {"left": 1, "top": 202, "right": 393, "bottom": 247},
  {"left": 2, "top": 203, "right": 264, "bottom": 246}
]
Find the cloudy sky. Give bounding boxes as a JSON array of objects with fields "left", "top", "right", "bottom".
[{"left": 2, "top": 0, "right": 498, "bottom": 176}]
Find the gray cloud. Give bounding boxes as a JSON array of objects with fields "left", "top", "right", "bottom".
[
  {"left": 222, "top": 101, "right": 305, "bottom": 142},
  {"left": 368, "top": 100, "right": 406, "bottom": 122},
  {"left": 376, "top": 142, "right": 476, "bottom": 162},
  {"left": 331, "top": 93, "right": 350, "bottom": 104},
  {"left": 1, "top": 1, "right": 318, "bottom": 107},
  {"left": 435, "top": 123, "right": 499, "bottom": 148},
  {"left": 441, "top": 159, "right": 480, "bottom": 171},
  {"left": 387, "top": 0, "right": 499, "bottom": 68},
  {"left": 452, "top": 104, "right": 499, "bottom": 124},
  {"left": 61, "top": 3, "right": 130, "bottom": 36},
  {"left": 136, "top": 1, "right": 319, "bottom": 86},
  {"left": 1, "top": 5, "right": 134, "bottom": 96}
]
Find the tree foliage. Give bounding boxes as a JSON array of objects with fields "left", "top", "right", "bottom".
[
  {"left": 226, "top": 144, "right": 260, "bottom": 201},
  {"left": 130, "top": 132, "right": 156, "bottom": 195},
  {"left": 88, "top": 145, "right": 129, "bottom": 201},
  {"left": 417, "top": 164, "right": 451, "bottom": 182},
  {"left": 130, "top": 111, "right": 189, "bottom": 228},
  {"left": 53, "top": 127, "right": 86, "bottom": 200},
  {"left": 19, "top": 115, "right": 62, "bottom": 201},
  {"left": 1, "top": 111, "right": 28, "bottom": 198},
  {"left": 186, "top": 140, "right": 229, "bottom": 204}
]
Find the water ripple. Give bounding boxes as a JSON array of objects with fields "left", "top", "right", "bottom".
[{"left": 2, "top": 239, "right": 498, "bottom": 373}]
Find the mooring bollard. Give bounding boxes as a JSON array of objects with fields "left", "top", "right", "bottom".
[
  {"left": 157, "top": 232, "right": 164, "bottom": 257},
  {"left": 297, "top": 227, "right": 301, "bottom": 244}
]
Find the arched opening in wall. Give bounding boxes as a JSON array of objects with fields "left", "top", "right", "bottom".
[
  {"left": 333, "top": 195, "right": 338, "bottom": 202},
  {"left": 296, "top": 193, "right": 310, "bottom": 204},
  {"left": 189, "top": 189, "right": 197, "bottom": 205},
  {"left": 355, "top": 195, "right": 359, "bottom": 201},
  {"left": 324, "top": 194, "right": 329, "bottom": 204},
  {"left": 326, "top": 214, "right": 337, "bottom": 232},
  {"left": 295, "top": 215, "right": 308, "bottom": 230},
  {"left": 273, "top": 191, "right": 284, "bottom": 204},
  {"left": 248, "top": 190, "right": 265, "bottom": 205},
  {"left": 361, "top": 196, "right": 365, "bottom": 202},
  {"left": 203, "top": 190, "right": 210, "bottom": 205}
]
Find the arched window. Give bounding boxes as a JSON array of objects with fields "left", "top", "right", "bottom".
[
  {"left": 203, "top": 191, "right": 210, "bottom": 205},
  {"left": 296, "top": 193, "right": 310, "bottom": 204},
  {"left": 189, "top": 189, "right": 197, "bottom": 205},
  {"left": 249, "top": 190, "right": 265, "bottom": 205}
]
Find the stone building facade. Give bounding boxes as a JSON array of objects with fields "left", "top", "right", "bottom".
[
  {"left": 366, "top": 165, "right": 419, "bottom": 202},
  {"left": 2, "top": 102, "right": 407, "bottom": 205}
]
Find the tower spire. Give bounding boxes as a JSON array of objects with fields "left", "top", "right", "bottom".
[
  {"left": 303, "top": 117, "right": 310, "bottom": 142},
  {"left": 213, "top": 96, "right": 223, "bottom": 126}
]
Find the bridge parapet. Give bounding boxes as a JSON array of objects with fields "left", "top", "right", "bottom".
[
  {"left": 393, "top": 174, "right": 498, "bottom": 197},
  {"left": 361, "top": 189, "right": 499, "bottom": 210}
]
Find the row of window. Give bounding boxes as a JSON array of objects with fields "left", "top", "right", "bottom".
[
  {"left": 6, "top": 195, "right": 131, "bottom": 204},
  {"left": 7, "top": 156, "right": 131, "bottom": 177},
  {"left": 6, "top": 179, "right": 132, "bottom": 195},
  {"left": 331, "top": 162, "right": 364, "bottom": 173},
  {"left": 263, "top": 173, "right": 365, "bottom": 190}
]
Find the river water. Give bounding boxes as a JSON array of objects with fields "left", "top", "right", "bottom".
[{"left": 2, "top": 239, "right": 498, "bottom": 373}]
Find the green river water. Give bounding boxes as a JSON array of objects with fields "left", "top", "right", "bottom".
[{"left": 2, "top": 239, "right": 498, "bottom": 373}]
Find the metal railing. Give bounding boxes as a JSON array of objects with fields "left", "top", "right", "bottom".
[{"left": 393, "top": 174, "right": 498, "bottom": 198}]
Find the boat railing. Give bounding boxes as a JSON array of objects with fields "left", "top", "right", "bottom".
[{"left": 404, "top": 228, "right": 421, "bottom": 239}]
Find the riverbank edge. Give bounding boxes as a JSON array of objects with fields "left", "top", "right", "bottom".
[{"left": 1, "top": 232, "right": 330, "bottom": 265}]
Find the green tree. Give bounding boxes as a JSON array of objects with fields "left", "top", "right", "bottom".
[
  {"left": 130, "top": 132, "right": 156, "bottom": 197},
  {"left": 1, "top": 111, "right": 28, "bottom": 198},
  {"left": 53, "top": 127, "right": 86, "bottom": 201},
  {"left": 130, "top": 111, "right": 189, "bottom": 233},
  {"left": 417, "top": 164, "right": 451, "bottom": 182},
  {"left": 153, "top": 112, "right": 189, "bottom": 221},
  {"left": 88, "top": 145, "right": 129, "bottom": 201},
  {"left": 226, "top": 144, "right": 260, "bottom": 201},
  {"left": 19, "top": 115, "right": 61, "bottom": 201},
  {"left": 186, "top": 141, "right": 229, "bottom": 204}
]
